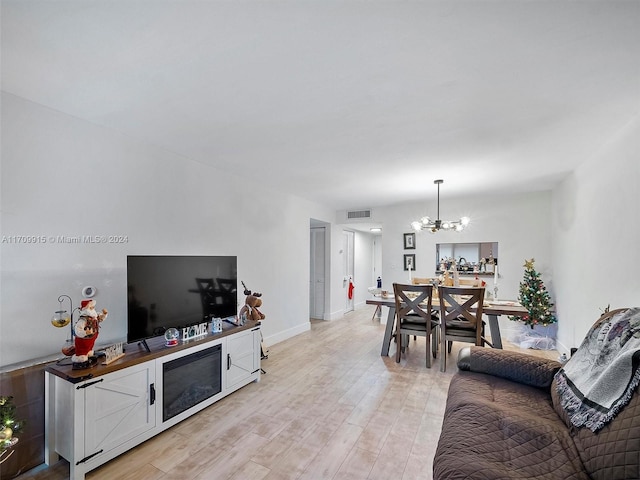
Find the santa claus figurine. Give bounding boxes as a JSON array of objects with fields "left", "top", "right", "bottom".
[{"left": 71, "top": 299, "right": 108, "bottom": 369}]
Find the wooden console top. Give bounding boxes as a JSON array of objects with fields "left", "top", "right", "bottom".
[{"left": 45, "top": 320, "right": 260, "bottom": 383}]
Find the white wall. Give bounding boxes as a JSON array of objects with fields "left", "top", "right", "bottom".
[
  {"left": 376, "top": 191, "right": 553, "bottom": 297},
  {"left": 552, "top": 115, "right": 640, "bottom": 352},
  {"left": 374, "top": 191, "right": 554, "bottom": 339},
  {"left": 0, "top": 93, "right": 335, "bottom": 366},
  {"left": 5, "top": 89, "right": 635, "bottom": 367}
]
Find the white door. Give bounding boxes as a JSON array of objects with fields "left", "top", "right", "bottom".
[
  {"left": 226, "top": 328, "right": 258, "bottom": 391},
  {"left": 310, "top": 227, "right": 326, "bottom": 319},
  {"left": 343, "top": 230, "right": 355, "bottom": 313}
]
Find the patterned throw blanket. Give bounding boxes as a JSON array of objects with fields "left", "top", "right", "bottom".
[{"left": 555, "top": 307, "right": 640, "bottom": 432}]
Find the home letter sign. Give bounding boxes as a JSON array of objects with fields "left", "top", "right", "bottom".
[{"left": 182, "top": 322, "right": 209, "bottom": 342}]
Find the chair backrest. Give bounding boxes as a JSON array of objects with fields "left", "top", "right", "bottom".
[
  {"left": 393, "top": 283, "right": 433, "bottom": 323},
  {"left": 216, "top": 278, "right": 236, "bottom": 293},
  {"left": 438, "top": 286, "right": 485, "bottom": 328},
  {"left": 195, "top": 278, "right": 215, "bottom": 293}
]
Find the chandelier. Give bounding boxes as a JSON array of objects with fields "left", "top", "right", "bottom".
[{"left": 411, "top": 179, "right": 470, "bottom": 233}]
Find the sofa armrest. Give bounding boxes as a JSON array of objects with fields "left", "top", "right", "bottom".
[{"left": 457, "top": 346, "right": 562, "bottom": 388}]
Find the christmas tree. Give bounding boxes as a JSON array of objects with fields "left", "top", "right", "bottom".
[{"left": 509, "top": 258, "right": 557, "bottom": 328}]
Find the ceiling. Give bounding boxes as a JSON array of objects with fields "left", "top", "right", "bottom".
[{"left": 2, "top": 1, "right": 639, "bottom": 213}]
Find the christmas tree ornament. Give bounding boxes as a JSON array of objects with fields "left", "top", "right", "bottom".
[{"left": 0, "top": 396, "right": 23, "bottom": 464}]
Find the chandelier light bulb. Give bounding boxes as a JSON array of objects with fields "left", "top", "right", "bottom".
[{"left": 410, "top": 180, "right": 470, "bottom": 233}]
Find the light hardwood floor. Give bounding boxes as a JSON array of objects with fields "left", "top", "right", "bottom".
[{"left": 20, "top": 305, "right": 558, "bottom": 480}]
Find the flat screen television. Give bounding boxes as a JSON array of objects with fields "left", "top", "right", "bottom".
[{"left": 127, "top": 255, "right": 238, "bottom": 347}]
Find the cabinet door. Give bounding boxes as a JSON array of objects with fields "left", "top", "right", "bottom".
[
  {"left": 226, "top": 328, "right": 258, "bottom": 390},
  {"left": 84, "top": 362, "right": 156, "bottom": 457}
]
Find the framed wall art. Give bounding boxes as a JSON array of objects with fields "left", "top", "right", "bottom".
[
  {"left": 404, "top": 254, "right": 415, "bottom": 271},
  {"left": 403, "top": 232, "right": 415, "bottom": 249}
]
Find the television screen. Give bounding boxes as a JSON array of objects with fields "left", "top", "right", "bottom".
[{"left": 127, "top": 255, "right": 238, "bottom": 343}]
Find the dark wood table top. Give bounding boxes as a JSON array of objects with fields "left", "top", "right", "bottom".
[
  {"left": 366, "top": 297, "right": 528, "bottom": 316},
  {"left": 45, "top": 320, "right": 260, "bottom": 383}
]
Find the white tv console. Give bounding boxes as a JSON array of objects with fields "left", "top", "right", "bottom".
[{"left": 44, "top": 321, "right": 261, "bottom": 480}]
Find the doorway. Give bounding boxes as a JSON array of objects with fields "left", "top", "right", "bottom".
[
  {"left": 343, "top": 230, "right": 354, "bottom": 313},
  {"left": 310, "top": 226, "right": 326, "bottom": 319}
]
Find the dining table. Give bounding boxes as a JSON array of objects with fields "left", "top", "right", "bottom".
[{"left": 366, "top": 296, "right": 529, "bottom": 356}]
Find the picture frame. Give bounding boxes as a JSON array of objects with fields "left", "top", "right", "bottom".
[
  {"left": 403, "top": 232, "right": 416, "bottom": 249},
  {"left": 404, "top": 254, "right": 415, "bottom": 271}
]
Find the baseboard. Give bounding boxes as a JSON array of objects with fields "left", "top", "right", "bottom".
[
  {"left": 262, "top": 321, "right": 310, "bottom": 347},
  {"left": 324, "top": 309, "right": 346, "bottom": 321},
  {"left": 555, "top": 339, "right": 571, "bottom": 355}
]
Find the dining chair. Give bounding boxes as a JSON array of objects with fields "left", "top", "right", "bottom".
[
  {"left": 393, "top": 283, "right": 439, "bottom": 368},
  {"left": 438, "top": 286, "right": 487, "bottom": 372},
  {"left": 195, "top": 277, "right": 217, "bottom": 317}
]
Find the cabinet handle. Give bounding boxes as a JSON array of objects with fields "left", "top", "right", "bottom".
[
  {"left": 150, "top": 383, "right": 156, "bottom": 405},
  {"left": 76, "top": 378, "right": 103, "bottom": 390},
  {"left": 227, "top": 353, "right": 231, "bottom": 370},
  {"left": 76, "top": 449, "right": 103, "bottom": 465}
]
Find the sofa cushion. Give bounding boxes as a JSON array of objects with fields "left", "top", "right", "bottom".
[
  {"left": 458, "top": 346, "right": 562, "bottom": 388},
  {"left": 434, "top": 371, "right": 590, "bottom": 479}
]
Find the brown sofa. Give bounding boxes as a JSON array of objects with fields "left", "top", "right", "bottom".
[{"left": 433, "top": 345, "right": 640, "bottom": 479}]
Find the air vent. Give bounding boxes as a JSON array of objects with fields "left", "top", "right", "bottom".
[{"left": 347, "top": 209, "right": 371, "bottom": 219}]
